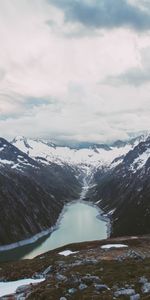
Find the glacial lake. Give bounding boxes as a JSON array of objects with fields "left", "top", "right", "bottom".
[{"left": 0, "top": 201, "right": 108, "bottom": 262}]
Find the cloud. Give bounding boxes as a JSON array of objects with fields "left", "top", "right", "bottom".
[
  {"left": 1, "top": 83, "right": 150, "bottom": 143},
  {"left": 0, "top": 0, "right": 150, "bottom": 143},
  {"left": 105, "top": 68, "right": 150, "bottom": 86},
  {"left": 128, "top": 0, "right": 150, "bottom": 12},
  {"left": 103, "top": 46, "right": 150, "bottom": 86},
  {"left": 48, "top": 0, "right": 150, "bottom": 31}
]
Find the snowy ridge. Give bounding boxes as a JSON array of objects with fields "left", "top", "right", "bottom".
[
  {"left": 11, "top": 136, "right": 140, "bottom": 168},
  {"left": 122, "top": 135, "right": 150, "bottom": 173},
  {"left": 0, "top": 138, "right": 38, "bottom": 171},
  {"left": 130, "top": 149, "right": 150, "bottom": 172}
]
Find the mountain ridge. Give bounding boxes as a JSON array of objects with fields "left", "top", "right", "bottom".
[
  {"left": 0, "top": 138, "right": 81, "bottom": 246},
  {"left": 1, "top": 133, "right": 150, "bottom": 247},
  {"left": 89, "top": 136, "right": 150, "bottom": 237}
]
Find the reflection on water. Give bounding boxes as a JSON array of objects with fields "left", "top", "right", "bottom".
[{"left": 0, "top": 201, "right": 108, "bottom": 262}]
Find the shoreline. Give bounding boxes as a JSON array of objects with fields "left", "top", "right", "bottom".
[
  {"left": 0, "top": 201, "right": 74, "bottom": 253},
  {"left": 0, "top": 187, "right": 110, "bottom": 255},
  {"left": 0, "top": 227, "right": 54, "bottom": 252},
  {"left": 0, "top": 202, "right": 70, "bottom": 253},
  {"left": 0, "top": 201, "right": 110, "bottom": 254}
]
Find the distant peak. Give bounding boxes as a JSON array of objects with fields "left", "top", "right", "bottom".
[{"left": 12, "top": 136, "right": 26, "bottom": 143}]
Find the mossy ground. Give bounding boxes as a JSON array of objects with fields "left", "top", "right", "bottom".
[{"left": 1, "top": 236, "right": 150, "bottom": 299}]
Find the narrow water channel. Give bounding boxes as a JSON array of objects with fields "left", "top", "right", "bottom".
[{"left": 0, "top": 180, "right": 108, "bottom": 262}]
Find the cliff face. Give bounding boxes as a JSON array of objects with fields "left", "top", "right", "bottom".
[
  {"left": 90, "top": 139, "right": 150, "bottom": 237},
  {"left": 0, "top": 138, "right": 81, "bottom": 245}
]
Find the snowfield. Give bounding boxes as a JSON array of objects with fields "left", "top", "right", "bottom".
[{"left": 12, "top": 136, "right": 135, "bottom": 168}]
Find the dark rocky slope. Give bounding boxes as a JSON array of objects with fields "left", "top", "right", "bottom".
[
  {"left": 0, "top": 138, "right": 81, "bottom": 246},
  {"left": 1, "top": 134, "right": 150, "bottom": 245},
  {"left": 89, "top": 138, "right": 150, "bottom": 237}
]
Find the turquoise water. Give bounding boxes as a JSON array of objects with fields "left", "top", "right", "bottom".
[
  {"left": 0, "top": 201, "right": 108, "bottom": 261},
  {"left": 23, "top": 201, "right": 108, "bottom": 259}
]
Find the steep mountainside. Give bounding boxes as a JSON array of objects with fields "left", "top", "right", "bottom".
[
  {"left": 1, "top": 134, "right": 150, "bottom": 247},
  {"left": 0, "top": 138, "right": 81, "bottom": 246},
  {"left": 90, "top": 136, "right": 150, "bottom": 237}
]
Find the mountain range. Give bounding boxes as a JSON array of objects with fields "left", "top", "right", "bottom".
[{"left": 0, "top": 133, "right": 150, "bottom": 247}]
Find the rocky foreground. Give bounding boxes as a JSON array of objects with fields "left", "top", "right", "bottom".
[{"left": 1, "top": 236, "right": 150, "bottom": 299}]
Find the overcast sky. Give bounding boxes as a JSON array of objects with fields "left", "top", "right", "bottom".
[{"left": 0, "top": 0, "right": 150, "bottom": 143}]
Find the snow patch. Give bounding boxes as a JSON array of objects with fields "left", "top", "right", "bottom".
[
  {"left": 108, "top": 209, "right": 116, "bottom": 215},
  {"left": 0, "top": 159, "right": 14, "bottom": 165},
  {"left": 95, "top": 199, "right": 102, "bottom": 204},
  {"left": 59, "top": 250, "right": 79, "bottom": 256},
  {"left": 101, "top": 244, "right": 128, "bottom": 249},
  {"left": 130, "top": 149, "right": 150, "bottom": 171},
  {"left": 0, "top": 278, "right": 45, "bottom": 297}
]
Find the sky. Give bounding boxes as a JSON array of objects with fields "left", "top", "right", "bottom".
[{"left": 0, "top": 0, "right": 150, "bottom": 143}]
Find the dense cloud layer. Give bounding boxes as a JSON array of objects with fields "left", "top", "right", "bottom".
[
  {"left": 104, "top": 46, "right": 150, "bottom": 86},
  {"left": 49, "top": 0, "right": 150, "bottom": 31},
  {"left": 0, "top": 0, "right": 150, "bottom": 142}
]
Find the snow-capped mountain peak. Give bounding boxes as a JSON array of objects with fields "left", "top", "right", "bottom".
[
  {"left": 0, "top": 137, "right": 38, "bottom": 171},
  {"left": 11, "top": 136, "right": 141, "bottom": 169}
]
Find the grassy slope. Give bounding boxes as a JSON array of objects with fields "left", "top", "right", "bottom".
[{"left": 1, "top": 236, "right": 150, "bottom": 299}]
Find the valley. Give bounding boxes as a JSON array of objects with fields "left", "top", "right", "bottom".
[
  {"left": 1, "top": 134, "right": 150, "bottom": 299},
  {"left": 0, "top": 179, "right": 108, "bottom": 262},
  {"left": 0, "top": 134, "right": 150, "bottom": 251},
  {"left": 1, "top": 0, "right": 150, "bottom": 298}
]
